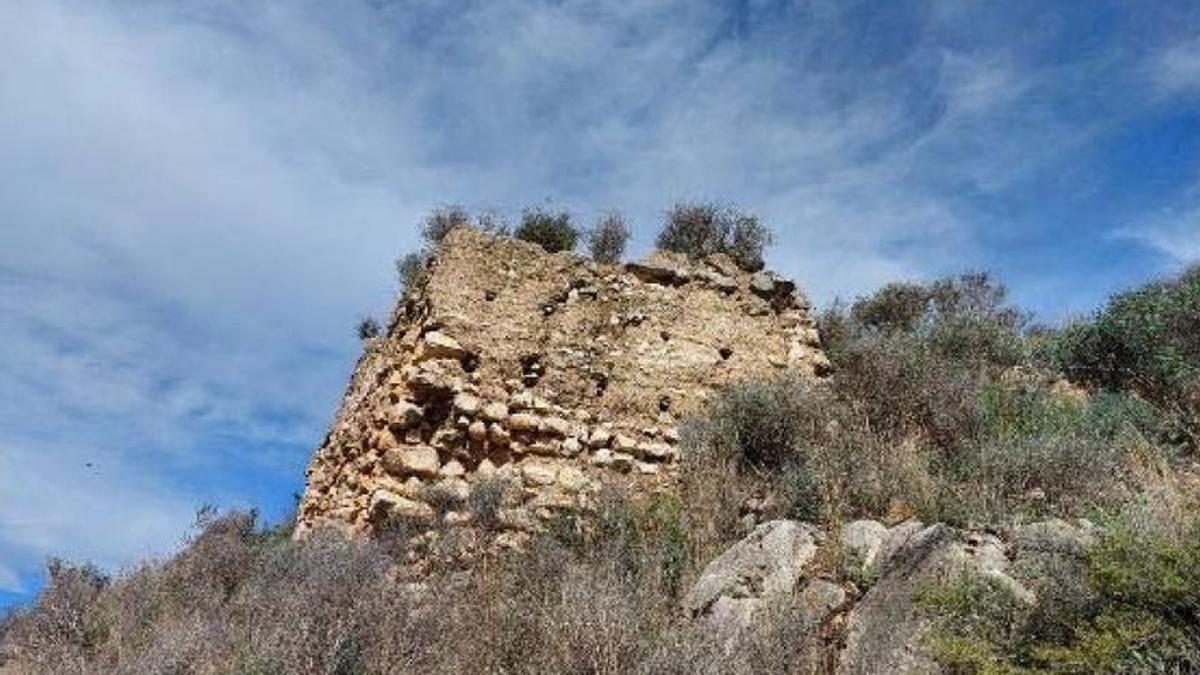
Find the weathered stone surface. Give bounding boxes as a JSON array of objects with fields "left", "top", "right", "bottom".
[
  {"left": 626, "top": 258, "right": 690, "bottom": 286},
  {"left": 686, "top": 520, "right": 819, "bottom": 619},
  {"left": 415, "top": 331, "right": 473, "bottom": 363},
  {"left": 561, "top": 438, "right": 581, "bottom": 456},
  {"left": 685, "top": 520, "right": 820, "bottom": 649},
  {"left": 487, "top": 423, "right": 511, "bottom": 447},
  {"left": 480, "top": 401, "right": 509, "bottom": 423},
  {"left": 612, "top": 433, "right": 639, "bottom": 453},
  {"left": 439, "top": 460, "right": 466, "bottom": 478},
  {"left": 467, "top": 420, "right": 488, "bottom": 442},
  {"left": 382, "top": 446, "right": 441, "bottom": 479},
  {"left": 557, "top": 466, "right": 587, "bottom": 492},
  {"left": 1011, "top": 518, "right": 1097, "bottom": 559},
  {"left": 452, "top": 392, "right": 481, "bottom": 417},
  {"left": 521, "top": 462, "right": 558, "bottom": 487},
  {"left": 508, "top": 413, "right": 541, "bottom": 432},
  {"left": 840, "top": 519, "right": 888, "bottom": 579},
  {"left": 696, "top": 269, "right": 739, "bottom": 294},
  {"left": 434, "top": 477, "right": 470, "bottom": 502},
  {"left": 539, "top": 416, "right": 573, "bottom": 438},
  {"left": 638, "top": 441, "right": 674, "bottom": 462},
  {"left": 750, "top": 271, "right": 797, "bottom": 302},
  {"left": 839, "top": 523, "right": 1031, "bottom": 675},
  {"left": 587, "top": 428, "right": 611, "bottom": 448},
  {"left": 369, "top": 489, "right": 434, "bottom": 522}
]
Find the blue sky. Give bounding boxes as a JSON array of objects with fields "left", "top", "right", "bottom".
[{"left": 2, "top": 0, "right": 1199, "bottom": 608}]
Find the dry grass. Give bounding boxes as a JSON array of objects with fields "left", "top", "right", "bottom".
[{"left": 0, "top": 493, "right": 824, "bottom": 674}]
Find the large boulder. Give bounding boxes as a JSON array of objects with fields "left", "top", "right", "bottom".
[
  {"left": 684, "top": 520, "right": 820, "bottom": 647},
  {"left": 839, "top": 523, "right": 1030, "bottom": 674}
]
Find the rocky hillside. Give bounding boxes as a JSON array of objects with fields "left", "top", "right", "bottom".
[{"left": 298, "top": 227, "right": 829, "bottom": 545}]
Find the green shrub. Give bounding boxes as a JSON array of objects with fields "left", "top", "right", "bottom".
[
  {"left": 515, "top": 207, "right": 578, "bottom": 253},
  {"left": 850, "top": 282, "right": 929, "bottom": 334},
  {"left": 396, "top": 252, "right": 425, "bottom": 292},
  {"left": 920, "top": 514, "right": 1200, "bottom": 673},
  {"left": 914, "top": 571, "right": 1033, "bottom": 673},
  {"left": 1054, "top": 265, "right": 1200, "bottom": 443},
  {"left": 819, "top": 272, "right": 1029, "bottom": 448},
  {"left": 587, "top": 212, "right": 631, "bottom": 263},
  {"left": 678, "top": 376, "right": 921, "bottom": 547},
  {"left": 937, "top": 434, "right": 1128, "bottom": 527},
  {"left": 686, "top": 376, "right": 819, "bottom": 472},
  {"left": 727, "top": 213, "right": 773, "bottom": 272},
  {"left": 656, "top": 202, "right": 773, "bottom": 271}
]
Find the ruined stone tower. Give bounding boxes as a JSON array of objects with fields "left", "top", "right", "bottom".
[{"left": 296, "top": 227, "right": 829, "bottom": 543}]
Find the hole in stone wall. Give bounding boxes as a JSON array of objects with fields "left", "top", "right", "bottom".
[
  {"left": 591, "top": 371, "right": 610, "bottom": 397},
  {"left": 462, "top": 354, "right": 480, "bottom": 373},
  {"left": 660, "top": 330, "right": 671, "bottom": 342},
  {"left": 521, "top": 354, "right": 544, "bottom": 387},
  {"left": 485, "top": 289, "right": 498, "bottom": 302},
  {"left": 719, "top": 346, "right": 734, "bottom": 361},
  {"left": 659, "top": 394, "right": 672, "bottom": 412}
]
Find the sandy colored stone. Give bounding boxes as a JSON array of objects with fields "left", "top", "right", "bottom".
[
  {"left": 487, "top": 422, "right": 511, "bottom": 447},
  {"left": 521, "top": 462, "right": 559, "bottom": 487},
  {"left": 453, "top": 392, "right": 481, "bottom": 416},
  {"left": 467, "top": 420, "right": 488, "bottom": 443},
  {"left": 588, "top": 427, "right": 612, "bottom": 449},
  {"left": 439, "top": 460, "right": 466, "bottom": 478},
  {"left": 539, "top": 416, "right": 573, "bottom": 437},
  {"left": 508, "top": 412, "right": 541, "bottom": 432},
  {"left": 382, "top": 446, "right": 441, "bottom": 479},
  {"left": 612, "top": 433, "right": 639, "bottom": 453},
  {"left": 369, "top": 489, "right": 434, "bottom": 522},
  {"left": 387, "top": 401, "right": 424, "bottom": 429},
  {"left": 416, "top": 330, "right": 472, "bottom": 362},
  {"left": 481, "top": 401, "right": 509, "bottom": 423}
]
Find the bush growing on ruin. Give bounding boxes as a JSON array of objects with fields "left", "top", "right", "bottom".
[
  {"left": 396, "top": 252, "right": 426, "bottom": 292},
  {"left": 656, "top": 202, "right": 773, "bottom": 271},
  {"left": 727, "top": 213, "right": 773, "bottom": 272},
  {"left": 515, "top": 207, "right": 579, "bottom": 253},
  {"left": 587, "top": 211, "right": 631, "bottom": 263},
  {"left": 356, "top": 316, "right": 381, "bottom": 340},
  {"left": 421, "top": 205, "right": 472, "bottom": 245}
]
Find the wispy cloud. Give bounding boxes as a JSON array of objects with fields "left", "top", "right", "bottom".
[
  {"left": 2, "top": 0, "right": 1199, "bottom": 598},
  {"left": 1153, "top": 36, "right": 1200, "bottom": 94}
]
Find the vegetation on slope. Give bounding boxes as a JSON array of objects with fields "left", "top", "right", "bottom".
[{"left": 4, "top": 258, "right": 1199, "bottom": 674}]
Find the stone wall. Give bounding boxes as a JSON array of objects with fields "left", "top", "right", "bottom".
[{"left": 296, "top": 227, "right": 829, "bottom": 545}]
